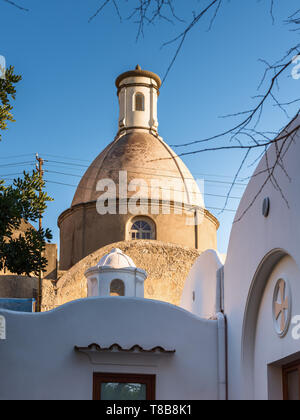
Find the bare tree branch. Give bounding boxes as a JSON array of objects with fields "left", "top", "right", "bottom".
[
  {"left": 2, "top": 0, "right": 28, "bottom": 11},
  {"left": 4, "top": 0, "right": 300, "bottom": 220},
  {"left": 89, "top": 0, "right": 111, "bottom": 23}
]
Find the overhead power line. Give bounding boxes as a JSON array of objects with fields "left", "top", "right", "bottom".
[
  {"left": 206, "top": 207, "right": 236, "bottom": 213},
  {"left": 0, "top": 153, "right": 252, "bottom": 188},
  {"left": 0, "top": 161, "right": 35, "bottom": 168},
  {"left": 45, "top": 158, "right": 249, "bottom": 183},
  {"left": 0, "top": 157, "right": 243, "bottom": 215},
  {"left": 44, "top": 179, "right": 238, "bottom": 213},
  {"left": 44, "top": 162, "right": 248, "bottom": 187},
  {"left": 42, "top": 154, "right": 91, "bottom": 163},
  {"left": 0, "top": 153, "right": 35, "bottom": 160},
  {"left": 0, "top": 173, "right": 25, "bottom": 177},
  {"left": 45, "top": 170, "right": 242, "bottom": 201}
]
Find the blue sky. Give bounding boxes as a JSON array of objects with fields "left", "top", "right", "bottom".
[{"left": 0, "top": 0, "right": 299, "bottom": 254}]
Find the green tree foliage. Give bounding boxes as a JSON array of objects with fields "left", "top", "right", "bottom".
[
  {"left": 0, "top": 66, "right": 53, "bottom": 276},
  {"left": 0, "top": 65, "right": 21, "bottom": 141},
  {"left": 0, "top": 173, "right": 53, "bottom": 276}
]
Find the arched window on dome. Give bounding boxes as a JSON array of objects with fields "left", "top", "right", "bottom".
[
  {"left": 129, "top": 218, "right": 156, "bottom": 240},
  {"left": 134, "top": 93, "right": 145, "bottom": 112},
  {"left": 110, "top": 279, "right": 125, "bottom": 297}
]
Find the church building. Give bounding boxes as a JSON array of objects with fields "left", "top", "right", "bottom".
[
  {"left": 0, "top": 67, "right": 300, "bottom": 400},
  {"left": 52, "top": 65, "right": 218, "bottom": 309}
]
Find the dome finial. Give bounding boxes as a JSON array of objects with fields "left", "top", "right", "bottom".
[{"left": 136, "top": 64, "right": 141, "bottom": 71}]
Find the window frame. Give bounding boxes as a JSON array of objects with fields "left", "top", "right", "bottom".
[
  {"left": 93, "top": 373, "right": 156, "bottom": 401},
  {"left": 128, "top": 217, "right": 156, "bottom": 241},
  {"left": 134, "top": 92, "right": 145, "bottom": 112},
  {"left": 282, "top": 360, "right": 300, "bottom": 400}
]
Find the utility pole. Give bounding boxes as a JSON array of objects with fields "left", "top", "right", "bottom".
[{"left": 36, "top": 154, "right": 44, "bottom": 313}]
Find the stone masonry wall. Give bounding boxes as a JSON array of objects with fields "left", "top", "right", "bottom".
[{"left": 42, "top": 240, "right": 202, "bottom": 311}]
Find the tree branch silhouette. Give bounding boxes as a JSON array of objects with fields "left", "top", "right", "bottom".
[
  {"left": 88, "top": 0, "right": 300, "bottom": 218},
  {"left": 2, "top": 0, "right": 28, "bottom": 12},
  {"left": 3, "top": 0, "right": 300, "bottom": 219}
]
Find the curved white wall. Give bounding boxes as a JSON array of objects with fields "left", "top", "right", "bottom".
[
  {"left": 253, "top": 255, "right": 300, "bottom": 400},
  {"left": 181, "top": 250, "right": 225, "bottom": 319},
  {"left": 223, "top": 115, "right": 300, "bottom": 400}
]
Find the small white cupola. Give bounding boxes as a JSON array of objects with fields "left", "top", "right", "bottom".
[
  {"left": 115, "top": 65, "right": 161, "bottom": 137},
  {"left": 85, "top": 248, "right": 147, "bottom": 298}
]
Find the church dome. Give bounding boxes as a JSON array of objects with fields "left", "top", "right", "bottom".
[
  {"left": 97, "top": 248, "right": 136, "bottom": 269},
  {"left": 72, "top": 131, "right": 203, "bottom": 208},
  {"left": 58, "top": 66, "right": 219, "bottom": 272}
]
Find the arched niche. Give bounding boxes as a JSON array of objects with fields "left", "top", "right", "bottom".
[
  {"left": 241, "top": 248, "right": 289, "bottom": 399},
  {"left": 110, "top": 279, "right": 125, "bottom": 297}
]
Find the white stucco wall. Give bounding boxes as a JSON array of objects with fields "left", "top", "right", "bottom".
[
  {"left": 254, "top": 255, "right": 300, "bottom": 400},
  {"left": 0, "top": 298, "right": 219, "bottom": 400},
  {"left": 223, "top": 114, "right": 300, "bottom": 400},
  {"left": 181, "top": 250, "right": 225, "bottom": 319}
]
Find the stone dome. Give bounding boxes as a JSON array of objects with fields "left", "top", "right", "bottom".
[
  {"left": 58, "top": 132, "right": 219, "bottom": 271},
  {"left": 52, "top": 240, "right": 203, "bottom": 308},
  {"left": 71, "top": 131, "right": 203, "bottom": 208},
  {"left": 58, "top": 67, "right": 219, "bottom": 272},
  {"left": 97, "top": 248, "right": 136, "bottom": 269}
]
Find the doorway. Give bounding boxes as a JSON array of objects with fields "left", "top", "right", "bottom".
[{"left": 283, "top": 360, "right": 300, "bottom": 400}]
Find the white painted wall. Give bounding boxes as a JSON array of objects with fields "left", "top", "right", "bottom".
[
  {"left": 254, "top": 255, "right": 300, "bottom": 400},
  {"left": 223, "top": 115, "right": 300, "bottom": 400},
  {"left": 181, "top": 250, "right": 225, "bottom": 319},
  {"left": 0, "top": 298, "right": 219, "bottom": 400}
]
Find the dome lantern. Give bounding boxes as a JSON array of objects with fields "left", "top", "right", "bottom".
[
  {"left": 85, "top": 248, "right": 148, "bottom": 298},
  {"left": 115, "top": 65, "right": 161, "bottom": 137}
]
